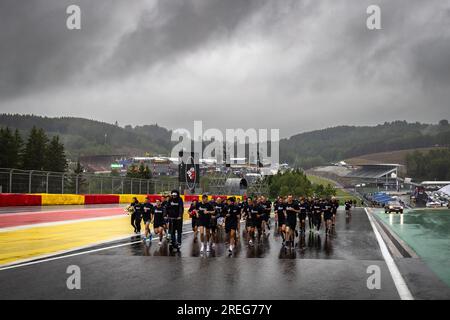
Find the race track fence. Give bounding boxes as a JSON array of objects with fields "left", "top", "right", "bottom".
[{"left": 0, "top": 168, "right": 178, "bottom": 195}]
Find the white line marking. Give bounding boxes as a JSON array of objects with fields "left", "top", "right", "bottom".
[
  {"left": 0, "top": 227, "right": 194, "bottom": 271},
  {"left": 365, "top": 208, "right": 413, "bottom": 300},
  {"left": 0, "top": 233, "right": 138, "bottom": 267}
]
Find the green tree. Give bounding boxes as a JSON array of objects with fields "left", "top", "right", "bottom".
[
  {"left": 268, "top": 169, "right": 313, "bottom": 198},
  {"left": 439, "top": 119, "right": 449, "bottom": 127},
  {"left": 406, "top": 148, "right": 450, "bottom": 180},
  {"left": 138, "top": 163, "right": 152, "bottom": 179},
  {"left": 125, "top": 163, "right": 152, "bottom": 180},
  {"left": 13, "top": 129, "right": 24, "bottom": 168},
  {"left": 126, "top": 164, "right": 139, "bottom": 179},
  {"left": 45, "top": 136, "right": 67, "bottom": 172},
  {"left": 324, "top": 184, "right": 337, "bottom": 197},
  {"left": 0, "top": 127, "right": 23, "bottom": 168},
  {"left": 67, "top": 161, "right": 87, "bottom": 194},
  {"left": 22, "top": 127, "right": 48, "bottom": 170}
]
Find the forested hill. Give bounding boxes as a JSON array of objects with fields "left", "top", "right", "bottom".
[
  {"left": 279, "top": 120, "right": 450, "bottom": 168},
  {"left": 0, "top": 114, "right": 173, "bottom": 159},
  {"left": 1, "top": 114, "right": 449, "bottom": 168}
]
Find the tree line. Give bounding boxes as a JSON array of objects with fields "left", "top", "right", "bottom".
[
  {"left": 125, "top": 163, "right": 152, "bottom": 180},
  {"left": 0, "top": 126, "right": 67, "bottom": 172},
  {"left": 281, "top": 120, "right": 450, "bottom": 169},
  {"left": 406, "top": 148, "right": 450, "bottom": 181},
  {"left": 0, "top": 114, "right": 172, "bottom": 158},
  {"left": 267, "top": 169, "right": 336, "bottom": 198}
]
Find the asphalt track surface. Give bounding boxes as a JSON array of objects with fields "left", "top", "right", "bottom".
[
  {"left": 1, "top": 208, "right": 449, "bottom": 300},
  {"left": 0, "top": 205, "right": 125, "bottom": 228}
]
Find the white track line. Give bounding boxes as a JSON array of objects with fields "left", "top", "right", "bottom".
[
  {"left": 365, "top": 208, "right": 413, "bottom": 300},
  {"left": 0, "top": 233, "right": 139, "bottom": 267},
  {"left": 0, "top": 229, "right": 194, "bottom": 271}
]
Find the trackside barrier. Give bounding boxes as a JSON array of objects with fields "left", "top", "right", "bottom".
[
  {"left": 0, "top": 193, "right": 42, "bottom": 207},
  {"left": 184, "top": 195, "right": 200, "bottom": 202},
  {"left": 0, "top": 193, "right": 243, "bottom": 207},
  {"left": 119, "top": 194, "right": 147, "bottom": 204},
  {"left": 84, "top": 194, "right": 120, "bottom": 205},
  {"left": 39, "top": 194, "right": 84, "bottom": 206}
]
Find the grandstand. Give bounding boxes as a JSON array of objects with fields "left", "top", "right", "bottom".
[
  {"left": 421, "top": 181, "right": 450, "bottom": 191},
  {"left": 346, "top": 164, "right": 400, "bottom": 180}
]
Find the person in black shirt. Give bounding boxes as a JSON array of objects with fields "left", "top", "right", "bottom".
[
  {"left": 242, "top": 197, "right": 262, "bottom": 246},
  {"left": 197, "top": 194, "right": 215, "bottom": 253},
  {"left": 312, "top": 199, "right": 323, "bottom": 235},
  {"left": 331, "top": 197, "right": 339, "bottom": 227},
  {"left": 130, "top": 197, "right": 143, "bottom": 234},
  {"left": 142, "top": 197, "right": 154, "bottom": 242},
  {"left": 224, "top": 197, "right": 240, "bottom": 254},
  {"left": 211, "top": 197, "right": 225, "bottom": 248},
  {"left": 274, "top": 196, "right": 287, "bottom": 245},
  {"left": 345, "top": 200, "right": 352, "bottom": 215},
  {"left": 188, "top": 199, "right": 199, "bottom": 242},
  {"left": 236, "top": 198, "right": 243, "bottom": 210},
  {"left": 128, "top": 197, "right": 138, "bottom": 233},
  {"left": 153, "top": 199, "right": 166, "bottom": 245},
  {"left": 237, "top": 197, "right": 246, "bottom": 238},
  {"left": 298, "top": 197, "right": 308, "bottom": 235},
  {"left": 260, "top": 196, "right": 272, "bottom": 236},
  {"left": 323, "top": 198, "right": 333, "bottom": 236},
  {"left": 254, "top": 197, "right": 265, "bottom": 242},
  {"left": 166, "top": 190, "right": 184, "bottom": 250},
  {"left": 307, "top": 197, "right": 314, "bottom": 232},
  {"left": 162, "top": 195, "right": 171, "bottom": 240},
  {"left": 285, "top": 195, "right": 300, "bottom": 249}
]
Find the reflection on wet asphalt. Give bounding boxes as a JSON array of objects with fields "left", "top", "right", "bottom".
[
  {"left": 0, "top": 208, "right": 404, "bottom": 300},
  {"left": 377, "top": 209, "right": 450, "bottom": 288},
  {"left": 98, "top": 208, "right": 382, "bottom": 261}
]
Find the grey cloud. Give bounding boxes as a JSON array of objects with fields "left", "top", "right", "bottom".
[
  {"left": 0, "top": 0, "right": 449, "bottom": 137},
  {"left": 0, "top": 0, "right": 137, "bottom": 98},
  {"left": 101, "top": 0, "right": 268, "bottom": 76}
]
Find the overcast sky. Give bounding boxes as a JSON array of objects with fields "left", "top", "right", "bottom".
[{"left": 0, "top": 0, "right": 449, "bottom": 137}]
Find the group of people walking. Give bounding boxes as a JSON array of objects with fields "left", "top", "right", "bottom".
[
  {"left": 127, "top": 190, "right": 184, "bottom": 250},
  {"left": 126, "top": 192, "right": 354, "bottom": 254}
]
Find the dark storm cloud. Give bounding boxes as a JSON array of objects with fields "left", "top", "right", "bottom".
[
  {"left": 0, "top": 0, "right": 449, "bottom": 136},
  {"left": 100, "top": 0, "right": 268, "bottom": 77},
  {"left": 0, "top": 0, "right": 132, "bottom": 97},
  {"left": 0, "top": 0, "right": 268, "bottom": 98}
]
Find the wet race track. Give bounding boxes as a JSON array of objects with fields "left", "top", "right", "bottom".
[{"left": 1, "top": 208, "right": 449, "bottom": 300}]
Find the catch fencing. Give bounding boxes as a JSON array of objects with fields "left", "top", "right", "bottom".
[{"left": 0, "top": 168, "right": 178, "bottom": 195}]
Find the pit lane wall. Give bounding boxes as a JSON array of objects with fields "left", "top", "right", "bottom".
[{"left": 0, "top": 193, "right": 243, "bottom": 207}]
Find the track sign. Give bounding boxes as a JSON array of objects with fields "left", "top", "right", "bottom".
[{"left": 179, "top": 152, "right": 200, "bottom": 191}]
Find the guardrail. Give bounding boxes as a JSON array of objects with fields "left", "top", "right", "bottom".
[{"left": 0, "top": 168, "right": 178, "bottom": 195}]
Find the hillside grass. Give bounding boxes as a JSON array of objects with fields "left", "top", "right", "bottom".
[{"left": 307, "top": 174, "right": 357, "bottom": 201}]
